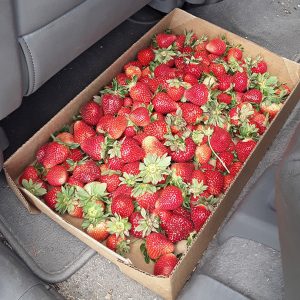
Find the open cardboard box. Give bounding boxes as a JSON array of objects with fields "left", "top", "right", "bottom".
[{"left": 3, "top": 8, "right": 300, "bottom": 300}]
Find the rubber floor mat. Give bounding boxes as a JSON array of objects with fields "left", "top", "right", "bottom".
[{"left": 0, "top": 172, "right": 95, "bottom": 283}]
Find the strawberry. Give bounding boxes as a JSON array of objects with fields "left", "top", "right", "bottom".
[
  {"left": 121, "top": 138, "right": 145, "bottom": 163},
  {"left": 129, "top": 82, "right": 152, "bottom": 103},
  {"left": 205, "top": 170, "right": 224, "bottom": 195},
  {"left": 154, "top": 64, "right": 176, "bottom": 79},
  {"left": 67, "top": 176, "right": 84, "bottom": 187},
  {"left": 167, "top": 85, "right": 185, "bottom": 102},
  {"left": 144, "top": 120, "right": 168, "bottom": 141},
  {"left": 148, "top": 77, "right": 168, "bottom": 93},
  {"left": 235, "top": 139, "right": 257, "bottom": 162},
  {"left": 195, "top": 144, "right": 212, "bottom": 165},
  {"left": 106, "top": 234, "right": 130, "bottom": 256},
  {"left": 44, "top": 187, "right": 61, "bottom": 209},
  {"left": 215, "top": 151, "right": 234, "bottom": 172},
  {"left": 229, "top": 102, "right": 254, "bottom": 126},
  {"left": 96, "top": 114, "right": 114, "bottom": 133},
  {"left": 80, "top": 101, "right": 102, "bottom": 125},
  {"left": 251, "top": 60, "right": 267, "bottom": 74},
  {"left": 133, "top": 132, "right": 148, "bottom": 145},
  {"left": 183, "top": 73, "right": 198, "bottom": 85},
  {"left": 155, "top": 185, "right": 183, "bottom": 210},
  {"left": 125, "top": 65, "right": 142, "bottom": 79},
  {"left": 122, "top": 161, "right": 140, "bottom": 175},
  {"left": 80, "top": 134, "right": 105, "bottom": 161},
  {"left": 72, "top": 160, "right": 101, "bottom": 183},
  {"left": 100, "top": 173, "right": 120, "bottom": 193},
  {"left": 184, "top": 84, "right": 209, "bottom": 106},
  {"left": 249, "top": 112, "right": 267, "bottom": 134},
  {"left": 217, "top": 74, "right": 232, "bottom": 91},
  {"left": 191, "top": 204, "right": 211, "bottom": 232},
  {"left": 217, "top": 93, "right": 232, "bottom": 105},
  {"left": 224, "top": 174, "right": 235, "bottom": 191},
  {"left": 173, "top": 206, "right": 191, "bottom": 220},
  {"left": 209, "top": 126, "right": 231, "bottom": 153},
  {"left": 55, "top": 132, "right": 75, "bottom": 145},
  {"left": 137, "top": 47, "right": 155, "bottom": 66},
  {"left": 124, "top": 60, "right": 142, "bottom": 71},
  {"left": 209, "top": 63, "right": 226, "bottom": 77},
  {"left": 167, "top": 136, "right": 196, "bottom": 163},
  {"left": 164, "top": 214, "right": 194, "bottom": 243},
  {"left": 73, "top": 120, "right": 96, "bottom": 145},
  {"left": 184, "top": 63, "right": 202, "bottom": 78},
  {"left": 19, "top": 166, "right": 39, "bottom": 185},
  {"left": 124, "top": 126, "right": 136, "bottom": 137},
  {"left": 152, "top": 92, "right": 178, "bottom": 114},
  {"left": 130, "top": 107, "right": 151, "bottom": 127},
  {"left": 142, "top": 136, "right": 168, "bottom": 157},
  {"left": 107, "top": 156, "right": 124, "bottom": 171},
  {"left": 179, "top": 103, "right": 203, "bottom": 124},
  {"left": 136, "top": 191, "right": 159, "bottom": 212},
  {"left": 129, "top": 211, "right": 144, "bottom": 238},
  {"left": 116, "top": 73, "right": 129, "bottom": 85},
  {"left": 106, "top": 115, "right": 128, "bottom": 139},
  {"left": 227, "top": 47, "right": 243, "bottom": 61},
  {"left": 46, "top": 165, "right": 68, "bottom": 186},
  {"left": 86, "top": 222, "right": 109, "bottom": 242},
  {"left": 229, "top": 161, "right": 243, "bottom": 176},
  {"left": 36, "top": 144, "right": 48, "bottom": 164},
  {"left": 171, "top": 162, "right": 194, "bottom": 183},
  {"left": 242, "top": 89, "right": 262, "bottom": 104},
  {"left": 233, "top": 72, "right": 248, "bottom": 92},
  {"left": 112, "top": 184, "right": 133, "bottom": 200},
  {"left": 145, "top": 232, "right": 174, "bottom": 260},
  {"left": 260, "top": 102, "right": 283, "bottom": 119},
  {"left": 191, "top": 169, "right": 207, "bottom": 184},
  {"left": 42, "top": 142, "right": 69, "bottom": 169},
  {"left": 111, "top": 195, "right": 134, "bottom": 218},
  {"left": 102, "top": 94, "right": 124, "bottom": 115},
  {"left": 154, "top": 253, "right": 178, "bottom": 276},
  {"left": 206, "top": 38, "right": 226, "bottom": 56},
  {"left": 156, "top": 33, "right": 177, "bottom": 48}
]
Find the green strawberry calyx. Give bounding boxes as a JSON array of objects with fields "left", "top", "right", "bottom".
[
  {"left": 76, "top": 182, "right": 108, "bottom": 205},
  {"left": 82, "top": 201, "right": 106, "bottom": 229},
  {"left": 107, "top": 214, "right": 131, "bottom": 238},
  {"left": 55, "top": 185, "right": 78, "bottom": 215},
  {"left": 135, "top": 209, "right": 160, "bottom": 238},
  {"left": 189, "top": 179, "right": 208, "bottom": 197},
  {"left": 22, "top": 179, "right": 47, "bottom": 197}
]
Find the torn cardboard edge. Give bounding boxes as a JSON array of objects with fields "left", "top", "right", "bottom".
[{"left": 3, "top": 8, "right": 300, "bottom": 300}]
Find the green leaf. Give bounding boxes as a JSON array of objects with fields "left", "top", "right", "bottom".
[{"left": 84, "top": 182, "right": 107, "bottom": 197}]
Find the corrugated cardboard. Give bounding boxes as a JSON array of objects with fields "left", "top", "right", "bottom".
[{"left": 3, "top": 9, "right": 300, "bottom": 299}]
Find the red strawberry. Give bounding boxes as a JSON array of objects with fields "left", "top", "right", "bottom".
[
  {"left": 107, "top": 157, "right": 124, "bottom": 171},
  {"left": 111, "top": 195, "right": 134, "bottom": 218},
  {"left": 121, "top": 138, "right": 145, "bottom": 163},
  {"left": 124, "top": 60, "right": 142, "bottom": 71},
  {"left": 73, "top": 120, "right": 96, "bottom": 145},
  {"left": 260, "top": 102, "right": 283, "bottom": 119},
  {"left": 205, "top": 170, "right": 224, "bottom": 196},
  {"left": 173, "top": 206, "right": 191, "bottom": 220},
  {"left": 72, "top": 160, "right": 101, "bottom": 183},
  {"left": 136, "top": 191, "right": 159, "bottom": 211},
  {"left": 217, "top": 93, "right": 232, "bottom": 104},
  {"left": 224, "top": 174, "right": 235, "bottom": 191},
  {"left": 42, "top": 142, "right": 69, "bottom": 169},
  {"left": 154, "top": 253, "right": 178, "bottom": 276},
  {"left": 80, "top": 101, "right": 102, "bottom": 125},
  {"left": 229, "top": 161, "right": 243, "bottom": 176},
  {"left": 112, "top": 185, "right": 133, "bottom": 200},
  {"left": 179, "top": 102, "right": 203, "bottom": 124},
  {"left": 67, "top": 176, "right": 84, "bottom": 187},
  {"left": 184, "top": 63, "right": 202, "bottom": 78},
  {"left": 129, "top": 211, "right": 144, "bottom": 238},
  {"left": 251, "top": 60, "right": 267, "bottom": 74},
  {"left": 81, "top": 134, "right": 105, "bottom": 161},
  {"left": 19, "top": 166, "right": 39, "bottom": 185},
  {"left": 46, "top": 165, "right": 68, "bottom": 186},
  {"left": 156, "top": 186, "right": 183, "bottom": 210},
  {"left": 191, "top": 204, "right": 211, "bottom": 232},
  {"left": 233, "top": 72, "right": 248, "bottom": 92},
  {"left": 209, "top": 63, "right": 226, "bottom": 77},
  {"left": 102, "top": 94, "right": 124, "bottom": 115},
  {"left": 164, "top": 214, "right": 194, "bottom": 243},
  {"left": 86, "top": 222, "right": 109, "bottom": 242},
  {"left": 242, "top": 89, "right": 262, "bottom": 104},
  {"left": 124, "top": 126, "right": 136, "bottom": 137},
  {"left": 36, "top": 144, "right": 48, "bottom": 164},
  {"left": 125, "top": 65, "right": 142, "bottom": 79},
  {"left": 217, "top": 74, "right": 232, "bottom": 91},
  {"left": 156, "top": 33, "right": 177, "bottom": 48},
  {"left": 229, "top": 102, "right": 254, "bottom": 126},
  {"left": 106, "top": 115, "right": 128, "bottom": 139},
  {"left": 148, "top": 77, "right": 168, "bottom": 93},
  {"left": 171, "top": 163, "right": 194, "bottom": 183},
  {"left": 100, "top": 173, "right": 120, "bottom": 193},
  {"left": 249, "top": 112, "right": 267, "bottom": 134},
  {"left": 130, "top": 107, "right": 151, "bottom": 127},
  {"left": 227, "top": 47, "right": 243, "bottom": 61},
  {"left": 142, "top": 136, "right": 168, "bottom": 157},
  {"left": 55, "top": 132, "right": 75, "bottom": 145},
  {"left": 144, "top": 121, "right": 168, "bottom": 141},
  {"left": 210, "top": 126, "right": 231, "bottom": 153},
  {"left": 96, "top": 114, "right": 114, "bottom": 133},
  {"left": 169, "top": 137, "right": 196, "bottom": 163},
  {"left": 154, "top": 64, "right": 176, "bottom": 79},
  {"left": 116, "top": 73, "right": 129, "bottom": 85},
  {"left": 106, "top": 234, "right": 129, "bottom": 255},
  {"left": 137, "top": 47, "right": 155, "bottom": 66},
  {"left": 235, "top": 140, "right": 256, "bottom": 162},
  {"left": 122, "top": 161, "right": 140, "bottom": 175},
  {"left": 195, "top": 144, "right": 212, "bottom": 165},
  {"left": 191, "top": 169, "right": 207, "bottom": 184},
  {"left": 129, "top": 82, "right": 152, "bottom": 103},
  {"left": 152, "top": 92, "right": 178, "bottom": 114},
  {"left": 44, "top": 187, "right": 61, "bottom": 209},
  {"left": 215, "top": 151, "right": 234, "bottom": 172},
  {"left": 206, "top": 38, "right": 226, "bottom": 56},
  {"left": 183, "top": 73, "right": 198, "bottom": 85},
  {"left": 184, "top": 84, "right": 209, "bottom": 106},
  {"left": 145, "top": 232, "right": 174, "bottom": 260}
]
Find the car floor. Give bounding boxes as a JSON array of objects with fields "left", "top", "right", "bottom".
[{"left": 1, "top": 1, "right": 300, "bottom": 299}]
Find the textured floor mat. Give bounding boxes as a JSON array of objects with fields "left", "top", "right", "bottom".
[{"left": 0, "top": 172, "right": 95, "bottom": 283}]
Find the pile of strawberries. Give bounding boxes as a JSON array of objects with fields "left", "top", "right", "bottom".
[{"left": 19, "top": 30, "right": 290, "bottom": 276}]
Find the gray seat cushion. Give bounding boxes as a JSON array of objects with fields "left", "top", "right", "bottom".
[{"left": 15, "top": 0, "right": 86, "bottom": 36}]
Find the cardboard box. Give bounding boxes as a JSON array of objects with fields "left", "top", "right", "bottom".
[{"left": 3, "top": 9, "right": 300, "bottom": 299}]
